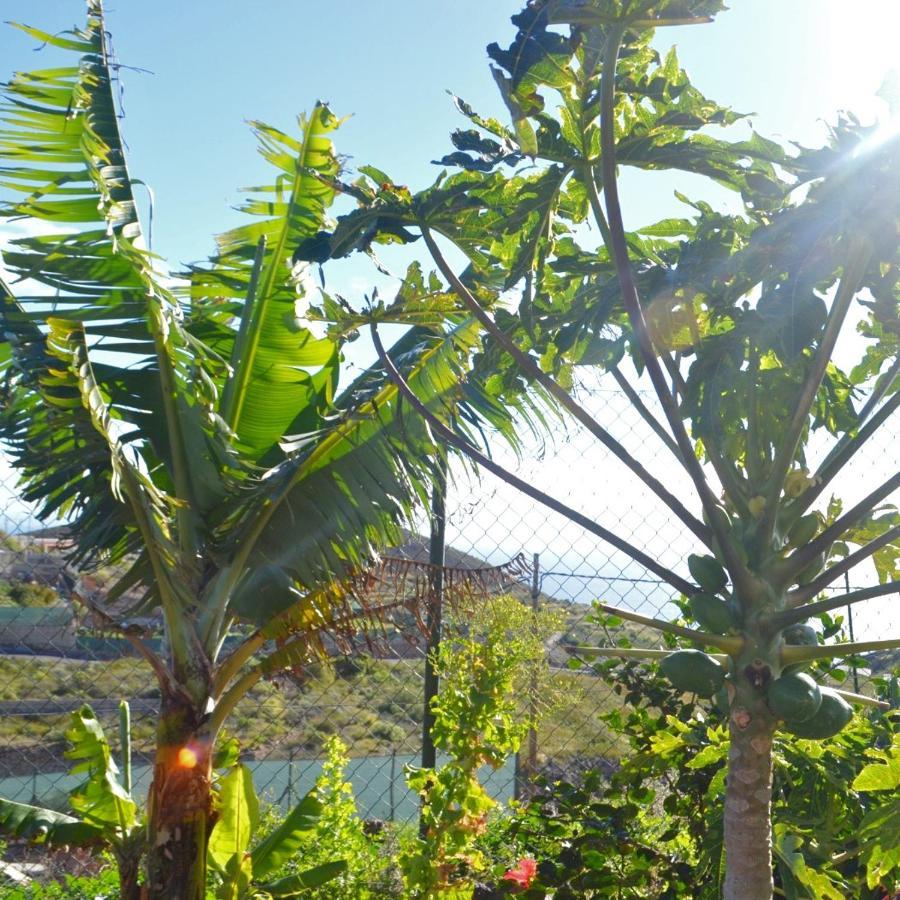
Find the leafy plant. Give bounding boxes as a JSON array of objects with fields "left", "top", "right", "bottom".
[
  {"left": 0, "top": 4, "right": 526, "bottom": 896},
  {"left": 1, "top": 863, "right": 121, "bottom": 900},
  {"left": 292, "top": 736, "right": 388, "bottom": 898},
  {"left": 303, "top": 2, "right": 900, "bottom": 896},
  {"left": 493, "top": 654, "right": 898, "bottom": 898},
  {"left": 400, "top": 596, "right": 564, "bottom": 897},
  {"left": 5, "top": 582, "right": 59, "bottom": 608},
  {"left": 208, "top": 762, "right": 346, "bottom": 900},
  {"left": 0, "top": 703, "right": 143, "bottom": 899}
]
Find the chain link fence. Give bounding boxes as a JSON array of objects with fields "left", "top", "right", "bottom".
[{"left": 0, "top": 385, "right": 896, "bottom": 879}]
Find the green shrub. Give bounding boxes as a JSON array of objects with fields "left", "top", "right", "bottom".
[
  {"left": 260, "top": 736, "right": 388, "bottom": 898},
  {"left": 1, "top": 860, "right": 120, "bottom": 899},
  {"left": 399, "top": 596, "right": 565, "bottom": 896}
]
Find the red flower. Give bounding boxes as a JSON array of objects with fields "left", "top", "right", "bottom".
[{"left": 502, "top": 856, "right": 537, "bottom": 890}]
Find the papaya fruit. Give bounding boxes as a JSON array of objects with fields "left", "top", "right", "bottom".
[
  {"left": 689, "top": 592, "right": 737, "bottom": 635},
  {"left": 660, "top": 649, "right": 726, "bottom": 697},
  {"left": 796, "top": 551, "right": 827, "bottom": 586},
  {"left": 782, "top": 623, "right": 818, "bottom": 674},
  {"left": 714, "top": 684, "right": 731, "bottom": 716},
  {"left": 783, "top": 623, "right": 818, "bottom": 647},
  {"left": 787, "top": 513, "right": 819, "bottom": 549},
  {"left": 784, "top": 467, "right": 815, "bottom": 498},
  {"left": 767, "top": 672, "right": 822, "bottom": 723},
  {"left": 747, "top": 495, "right": 766, "bottom": 518},
  {"left": 781, "top": 688, "right": 852, "bottom": 739},
  {"left": 688, "top": 554, "right": 728, "bottom": 593}
]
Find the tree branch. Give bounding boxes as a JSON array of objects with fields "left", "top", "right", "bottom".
[
  {"left": 805, "top": 390, "right": 900, "bottom": 508},
  {"left": 786, "top": 525, "right": 900, "bottom": 604},
  {"left": 781, "top": 474, "right": 900, "bottom": 589},
  {"left": 770, "top": 581, "right": 900, "bottom": 627},
  {"left": 760, "top": 240, "right": 873, "bottom": 541},
  {"left": 830, "top": 689, "right": 889, "bottom": 710},
  {"left": 593, "top": 601, "right": 742, "bottom": 653},
  {"left": 608, "top": 366, "right": 681, "bottom": 459},
  {"left": 746, "top": 346, "right": 766, "bottom": 484},
  {"left": 420, "top": 227, "right": 709, "bottom": 545},
  {"left": 213, "top": 629, "right": 266, "bottom": 698},
  {"left": 209, "top": 667, "right": 264, "bottom": 736},
  {"left": 563, "top": 645, "right": 729, "bottom": 663},
  {"left": 71, "top": 588, "right": 174, "bottom": 693},
  {"left": 371, "top": 323, "right": 696, "bottom": 597},
  {"left": 660, "top": 351, "right": 686, "bottom": 400},
  {"left": 595, "top": 28, "right": 750, "bottom": 590},
  {"left": 858, "top": 352, "right": 900, "bottom": 425},
  {"left": 781, "top": 637, "right": 900, "bottom": 664}
]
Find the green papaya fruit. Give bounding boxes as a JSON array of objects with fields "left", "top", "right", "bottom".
[
  {"left": 783, "top": 624, "right": 818, "bottom": 647},
  {"left": 787, "top": 514, "right": 819, "bottom": 548},
  {"left": 782, "top": 623, "right": 818, "bottom": 674},
  {"left": 688, "top": 554, "right": 728, "bottom": 593},
  {"left": 767, "top": 672, "right": 822, "bottom": 723},
  {"left": 796, "top": 551, "right": 826, "bottom": 586},
  {"left": 781, "top": 688, "right": 852, "bottom": 739},
  {"left": 660, "top": 649, "right": 726, "bottom": 697},
  {"left": 689, "top": 592, "right": 737, "bottom": 635},
  {"left": 714, "top": 684, "right": 731, "bottom": 716}
]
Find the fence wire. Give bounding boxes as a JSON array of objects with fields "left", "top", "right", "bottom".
[{"left": 0, "top": 387, "right": 896, "bottom": 880}]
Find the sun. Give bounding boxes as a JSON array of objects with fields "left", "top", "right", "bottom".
[{"left": 821, "top": 2, "right": 900, "bottom": 127}]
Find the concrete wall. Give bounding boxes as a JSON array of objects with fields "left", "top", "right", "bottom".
[{"left": 0, "top": 606, "right": 76, "bottom": 653}]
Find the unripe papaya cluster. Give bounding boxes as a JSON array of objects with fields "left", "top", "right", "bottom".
[
  {"left": 686, "top": 554, "right": 739, "bottom": 635},
  {"left": 659, "top": 634, "right": 852, "bottom": 740},
  {"left": 658, "top": 555, "right": 735, "bottom": 698},
  {"left": 783, "top": 512, "right": 828, "bottom": 586},
  {"left": 767, "top": 623, "right": 852, "bottom": 739},
  {"left": 658, "top": 552, "right": 853, "bottom": 741}
]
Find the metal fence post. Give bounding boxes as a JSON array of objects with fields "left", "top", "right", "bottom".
[
  {"left": 286, "top": 748, "right": 294, "bottom": 809},
  {"left": 389, "top": 751, "right": 396, "bottom": 822},
  {"left": 516, "top": 552, "right": 541, "bottom": 801},
  {"left": 420, "top": 451, "right": 447, "bottom": 833},
  {"left": 845, "top": 572, "right": 860, "bottom": 694}
]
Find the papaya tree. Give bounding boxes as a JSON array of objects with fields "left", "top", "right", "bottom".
[
  {"left": 0, "top": 4, "right": 530, "bottom": 896},
  {"left": 300, "top": 1, "right": 900, "bottom": 896}
]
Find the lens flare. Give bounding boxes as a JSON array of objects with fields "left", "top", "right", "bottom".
[{"left": 176, "top": 746, "right": 198, "bottom": 769}]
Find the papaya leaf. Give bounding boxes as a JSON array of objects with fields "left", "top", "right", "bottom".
[{"left": 852, "top": 734, "right": 900, "bottom": 791}]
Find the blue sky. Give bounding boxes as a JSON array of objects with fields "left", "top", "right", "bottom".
[
  {"left": 1, "top": 2, "right": 897, "bottom": 609},
  {"left": 2, "top": 0, "right": 898, "bottom": 279}
]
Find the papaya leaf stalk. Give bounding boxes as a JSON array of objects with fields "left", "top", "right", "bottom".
[
  {"left": 371, "top": 322, "right": 696, "bottom": 596},
  {"left": 774, "top": 580, "right": 900, "bottom": 624},
  {"left": 420, "top": 226, "right": 710, "bottom": 544}
]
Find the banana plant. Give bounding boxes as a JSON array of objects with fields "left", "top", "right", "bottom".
[
  {"left": 0, "top": 703, "right": 143, "bottom": 899},
  {"left": 0, "top": 4, "right": 529, "bottom": 896},
  {"left": 301, "top": 2, "right": 900, "bottom": 897},
  {"left": 208, "top": 764, "right": 346, "bottom": 900}
]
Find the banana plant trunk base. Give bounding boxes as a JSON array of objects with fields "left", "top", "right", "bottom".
[
  {"left": 723, "top": 703, "right": 776, "bottom": 900},
  {"left": 145, "top": 697, "right": 214, "bottom": 900},
  {"left": 115, "top": 851, "right": 142, "bottom": 900}
]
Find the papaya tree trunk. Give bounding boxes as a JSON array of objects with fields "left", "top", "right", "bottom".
[
  {"left": 145, "top": 692, "right": 215, "bottom": 900},
  {"left": 723, "top": 685, "right": 777, "bottom": 900}
]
